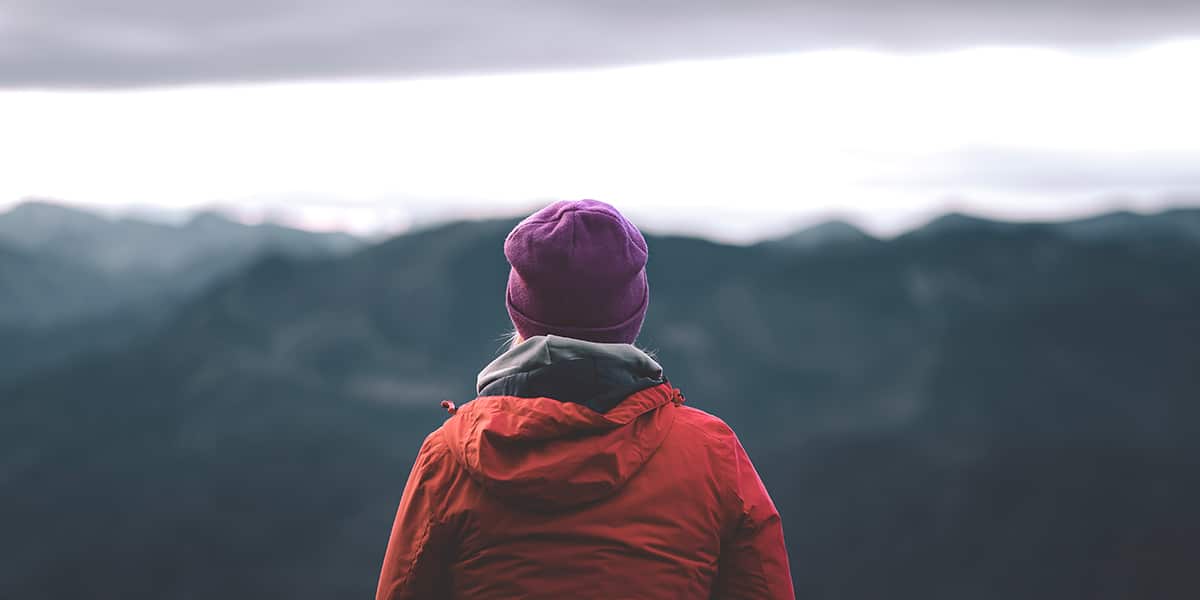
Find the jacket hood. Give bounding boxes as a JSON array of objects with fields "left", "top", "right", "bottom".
[
  {"left": 443, "top": 336, "right": 679, "bottom": 510},
  {"left": 476, "top": 334, "right": 664, "bottom": 413}
]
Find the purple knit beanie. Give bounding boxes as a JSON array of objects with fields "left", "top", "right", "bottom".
[{"left": 505, "top": 200, "right": 649, "bottom": 344}]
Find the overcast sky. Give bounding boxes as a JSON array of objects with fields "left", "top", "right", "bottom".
[
  {"left": 5, "top": 0, "right": 1200, "bottom": 88},
  {"left": 2, "top": 0, "right": 1199, "bottom": 240}
]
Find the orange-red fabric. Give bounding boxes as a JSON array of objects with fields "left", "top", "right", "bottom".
[{"left": 376, "top": 383, "right": 794, "bottom": 599}]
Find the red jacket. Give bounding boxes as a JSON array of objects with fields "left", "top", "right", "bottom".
[{"left": 376, "top": 382, "right": 794, "bottom": 599}]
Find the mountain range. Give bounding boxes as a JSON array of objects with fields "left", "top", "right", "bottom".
[
  {"left": 1, "top": 202, "right": 1199, "bottom": 599},
  {"left": 0, "top": 201, "right": 362, "bottom": 379},
  {"left": 0, "top": 201, "right": 360, "bottom": 277}
]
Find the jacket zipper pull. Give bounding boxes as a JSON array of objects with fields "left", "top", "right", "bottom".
[
  {"left": 671, "top": 388, "right": 685, "bottom": 405},
  {"left": 440, "top": 400, "right": 458, "bottom": 415}
]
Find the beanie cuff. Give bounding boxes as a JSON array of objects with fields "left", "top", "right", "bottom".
[{"left": 506, "top": 274, "right": 649, "bottom": 345}]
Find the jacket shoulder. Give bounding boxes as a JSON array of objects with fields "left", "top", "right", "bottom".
[
  {"left": 408, "top": 426, "right": 478, "bottom": 524},
  {"left": 418, "top": 427, "right": 454, "bottom": 464},
  {"left": 665, "top": 405, "right": 746, "bottom": 525},
  {"left": 667, "top": 405, "right": 742, "bottom": 476},
  {"left": 673, "top": 404, "right": 738, "bottom": 442},
  {"left": 410, "top": 427, "right": 463, "bottom": 496}
]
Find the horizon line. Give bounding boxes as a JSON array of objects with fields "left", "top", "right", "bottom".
[{"left": 4, "top": 195, "right": 1199, "bottom": 246}]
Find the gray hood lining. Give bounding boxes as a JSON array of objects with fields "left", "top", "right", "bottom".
[{"left": 476, "top": 334, "right": 663, "bottom": 393}]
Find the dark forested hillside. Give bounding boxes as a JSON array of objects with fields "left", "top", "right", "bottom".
[
  {"left": 2, "top": 210, "right": 1199, "bottom": 599},
  {"left": 0, "top": 240, "right": 117, "bottom": 327}
]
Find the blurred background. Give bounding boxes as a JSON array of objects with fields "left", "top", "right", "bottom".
[{"left": 2, "top": 1, "right": 1199, "bottom": 598}]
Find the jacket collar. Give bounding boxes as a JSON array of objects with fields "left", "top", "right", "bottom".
[{"left": 475, "top": 335, "right": 665, "bottom": 414}]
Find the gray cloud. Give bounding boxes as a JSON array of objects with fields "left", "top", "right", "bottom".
[{"left": 3, "top": 0, "right": 1200, "bottom": 88}]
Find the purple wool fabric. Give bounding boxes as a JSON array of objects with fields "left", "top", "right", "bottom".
[{"left": 504, "top": 200, "right": 649, "bottom": 344}]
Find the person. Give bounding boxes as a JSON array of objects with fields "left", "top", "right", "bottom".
[{"left": 376, "top": 200, "right": 794, "bottom": 599}]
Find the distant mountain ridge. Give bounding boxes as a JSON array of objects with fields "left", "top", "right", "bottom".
[
  {"left": 0, "top": 200, "right": 360, "bottom": 275},
  {"left": 764, "top": 219, "right": 877, "bottom": 250},
  {"left": 761, "top": 207, "right": 1200, "bottom": 255},
  {"left": 903, "top": 207, "right": 1200, "bottom": 243},
  {"left": 0, "top": 201, "right": 363, "bottom": 324},
  {"left": 1055, "top": 207, "right": 1200, "bottom": 242},
  {"left": 0, "top": 200, "right": 365, "bottom": 378}
]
